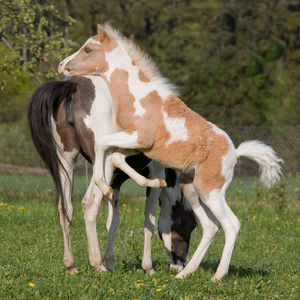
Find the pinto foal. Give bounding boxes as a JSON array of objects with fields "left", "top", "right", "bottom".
[{"left": 58, "top": 24, "right": 283, "bottom": 280}]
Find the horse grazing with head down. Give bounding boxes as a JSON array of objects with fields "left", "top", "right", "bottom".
[
  {"left": 28, "top": 75, "right": 196, "bottom": 275},
  {"left": 58, "top": 24, "right": 283, "bottom": 281}
]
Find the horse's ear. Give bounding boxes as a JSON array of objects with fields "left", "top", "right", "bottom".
[{"left": 98, "top": 24, "right": 109, "bottom": 43}]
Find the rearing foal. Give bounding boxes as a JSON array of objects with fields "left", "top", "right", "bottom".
[{"left": 58, "top": 24, "right": 283, "bottom": 280}]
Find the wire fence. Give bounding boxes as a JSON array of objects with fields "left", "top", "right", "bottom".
[{"left": 0, "top": 121, "right": 299, "bottom": 202}]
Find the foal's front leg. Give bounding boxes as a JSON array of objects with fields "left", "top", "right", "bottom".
[
  {"left": 94, "top": 131, "right": 166, "bottom": 199},
  {"left": 111, "top": 149, "right": 167, "bottom": 189}
]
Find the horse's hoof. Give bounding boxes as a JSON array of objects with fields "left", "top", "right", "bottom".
[
  {"left": 67, "top": 267, "right": 78, "bottom": 275},
  {"left": 105, "top": 258, "right": 114, "bottom": 271},
  {"left": 159, "top": 179, "right": 167, "bottom": 188},
  {"left": 96, "top": 264, "right": 107, "bottom": 273},
  {"left": 145, "top": 268, "right": 155, "bottom": 275},
  {"left": 170, "top": 263, "right": 183, "bottom": 272},
  {"left": 175, "top": 270, "right": 190, "bottom": 279},
  {"left": 211, "top": 273, "right": 225, "bottom": 282}
]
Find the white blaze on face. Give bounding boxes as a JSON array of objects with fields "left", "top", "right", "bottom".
[{"left": 163, "top": 111, "right": 188, "bottom": 146}]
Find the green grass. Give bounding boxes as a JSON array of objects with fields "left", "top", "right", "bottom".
[
  {"left": 0, "top": 173, "right": 147, "bottom": 200},
  {"left": 0, "top": 185, "right": 299, "bottom": 299}
]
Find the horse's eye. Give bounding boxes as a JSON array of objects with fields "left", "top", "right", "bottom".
[{"left": 85, "top": 48, "right": 92, "bottom": 53}]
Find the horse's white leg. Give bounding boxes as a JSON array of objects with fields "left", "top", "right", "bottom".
[
  {"left": 176, "top": 180, "right": 221, "bottom": 278},
  {"left": 81, "top": 178, "right": 107, "bottom": 272},
  {"left": 57, "top": 150, "right": 78, "bottom": 275},
  {"left": 211, "top": 200, "right": 241, "bottom": 281},
  {"left": 94, "top": 131, "right": 165, "bottom": 199},
  {"left": 111, "top": 149, "right": 167, "bottom": 189}
]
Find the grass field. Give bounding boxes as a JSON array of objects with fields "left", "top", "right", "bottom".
[{"left": 0, "top": 177, "right": 299, "bottom": 299}]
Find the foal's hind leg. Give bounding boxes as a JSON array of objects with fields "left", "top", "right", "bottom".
[
  {"left": 176, "top": 178, "right": 221, "bottom": 279},
  {"left": 57, "top": 150, "right": 79, "bottom": 275},
  {"left": 177, "top": 171, "right": 241, "bottom": 281}
]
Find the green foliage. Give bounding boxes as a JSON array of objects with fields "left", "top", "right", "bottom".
[{"left": 0, "top": 0, "right": 76, "bottom": 84}]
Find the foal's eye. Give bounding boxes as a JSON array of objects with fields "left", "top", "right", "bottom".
[{"left": 85, "top": 47, "right": 92, "bottom": 53}]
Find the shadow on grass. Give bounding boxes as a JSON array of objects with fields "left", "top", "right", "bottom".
[{"left": 200, "top": 260, "right": 269, "bottom": 278}]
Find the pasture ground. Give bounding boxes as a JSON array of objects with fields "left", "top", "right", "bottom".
[{"left": 0, "top": 177, "right": 299, "bottom": 299}]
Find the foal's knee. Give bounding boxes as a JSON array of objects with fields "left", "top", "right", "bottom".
[{"left": 111, "top": 152, "right": 124, "bottom": 168}]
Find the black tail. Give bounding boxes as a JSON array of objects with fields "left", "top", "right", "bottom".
[{"left": 28, "top": 80, "right": 78, "bottom": 223}]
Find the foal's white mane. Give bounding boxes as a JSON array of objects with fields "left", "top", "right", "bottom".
[{"left": 103, "top": 23, "right": 178, "bottom": 95}]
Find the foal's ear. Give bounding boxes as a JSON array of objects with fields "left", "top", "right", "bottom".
[{"left": 97, "top": 24, "right": 109, "bottom": 43}]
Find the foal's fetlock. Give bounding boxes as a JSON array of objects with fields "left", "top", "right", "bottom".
[{"left": 104, "top": 187, "right": 114, "bottom": 200}]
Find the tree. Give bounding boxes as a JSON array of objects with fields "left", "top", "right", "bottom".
[{"left": 0, "top": 0, "right": 76, "bottom": 86}]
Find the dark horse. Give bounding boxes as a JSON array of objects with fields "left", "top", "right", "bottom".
[{"left": 28, "top": 75, "right": 196, "bottom": 275}]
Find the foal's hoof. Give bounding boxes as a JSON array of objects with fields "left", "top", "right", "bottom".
[
  {"left": 67, "top": 267, "right": 78, "bottom": 275},
  {"left": 145, "top": 268, "right": 155, "bottom": 275},
  {"left": 170, "top": 263, "right": 184, "bottom": 272},
  {"left": 159, "top": 179, "right": 167, "bottom": 188},
  {"left": 211, "top": 272, "right": 225, "bottom": 282},
  {"left": 175, "top": 272, "right": 186, "bottom": 279},
  {"left": 95, "top": 264, "right": 107, "bottom": 273}
]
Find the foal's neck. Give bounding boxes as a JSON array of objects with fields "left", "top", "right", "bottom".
[{"left": 103, "top": 46, "right": 176, "bottom": 105}]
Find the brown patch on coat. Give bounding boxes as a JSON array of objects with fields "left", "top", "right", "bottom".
[
  {"left": 72, "top": 77, "right": 97, "bottom": 163},
  {"left": 195, "top": 133, "right": 229, "bottom": 197},
  {"left": 108, "top": 69, "right": 163, "bottom": 148},
  {"left": 102, "top": 34, "right": 119, "bottom": 52},
  {"left": 56, "top": 104, "right": 79, "bottom": 152},
  {"left": 108, "top": 69, "right": 137, "bottom": 134},
  {"left": 143, "top": 94, "right": 214, "bottom": 170},
  {"left": 138, "top": 70, "right": 150, "bottom": 82},
  {"left": 55, "top": 76, "right": 97, "bottom": 163}
]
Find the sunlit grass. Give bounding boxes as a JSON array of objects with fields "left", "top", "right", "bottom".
[{"left": 0, "top": 187, "right": 299, "bottom": 299}]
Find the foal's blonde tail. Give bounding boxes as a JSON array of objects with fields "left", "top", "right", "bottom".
[{"left": 236, "top": 140, "right": 284, "bottom": 188}]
